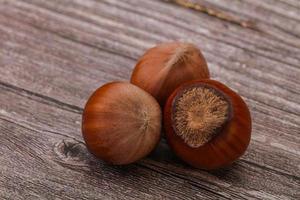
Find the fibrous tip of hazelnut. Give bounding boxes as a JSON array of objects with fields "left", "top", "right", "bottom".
[
  {"left": 172, "top": 84, "right": 232, "bottom": 148},
  {"left": 165, "top": 43, "right": 198, "bottom": 69}
]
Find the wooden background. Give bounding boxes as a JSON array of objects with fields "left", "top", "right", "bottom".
[{"left": 0, "top": 0, "right": 299, "bottom": 199}]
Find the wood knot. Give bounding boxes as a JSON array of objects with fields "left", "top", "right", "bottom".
[{"left": 54, "top": 139, "right": 87, "bottom": 163}]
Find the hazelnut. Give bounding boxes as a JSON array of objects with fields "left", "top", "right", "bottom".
[
  {"left": 131, "top": 42, "right": 210, "bottom": 106},
  {"left": 164, "top": 79, "right": 251, "bottom": 170},
  {"left": 82, "top": 82, "right": 162, "bottom": 165}
]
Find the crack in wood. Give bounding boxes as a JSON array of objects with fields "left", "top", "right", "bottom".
[
  {"left": 0, "top": 80, "right": 83, "bottom": 114},
  {"left": 137, "top": 163, "right": 233, "bottom": 199}
]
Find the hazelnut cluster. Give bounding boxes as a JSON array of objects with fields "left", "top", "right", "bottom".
[{"left": 82, "top": 42, "right": 251, "bottom": 170}]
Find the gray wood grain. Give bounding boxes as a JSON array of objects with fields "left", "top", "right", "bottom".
[
  {"left": 0, "top": 72, "right": 299, "bottom": 200},
  {"left": 0, "top": 0, "right": 299, "bottom": 199},
  {"left": 176, "top": 0, "right": 300, "bottom": 46}
]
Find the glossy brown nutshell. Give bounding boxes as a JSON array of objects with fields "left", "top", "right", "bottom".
[
  {"left": 82, "top": 82, "right": 162, "bottom": 165},
  {"left": 131, "top": 42, "right": 210, "bottom": 106},
  {"left": 164, "top": 79, "right": 251, "bottom": 170}
]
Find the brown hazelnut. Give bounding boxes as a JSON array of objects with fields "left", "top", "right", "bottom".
[
  {"left": 82, "top": 82, "right": 162, "bottom": 165},
  {"left": 164, "top": 79, "right": 251, "bottom": 170},
  {"left": 131, "top": 42, "right": 210, "bottom": 106}
]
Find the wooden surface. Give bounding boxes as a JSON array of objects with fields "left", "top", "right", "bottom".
[{"left": 0, "top": 0, "right": 299, "bottom": 199}]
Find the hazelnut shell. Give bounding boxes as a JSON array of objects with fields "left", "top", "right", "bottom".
[
  {"left": 164, "top": 79, "right": 251, "bottom": 170},
  {"left": 82, "top": 82, "right": 162, "bottom": 165},
  {"left": 131, "top": 42, "right": 210, "bottom": 106}
]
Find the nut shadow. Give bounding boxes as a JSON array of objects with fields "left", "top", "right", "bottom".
[{"left": 80, "top": 138, "right": 244, "bottom": 185}]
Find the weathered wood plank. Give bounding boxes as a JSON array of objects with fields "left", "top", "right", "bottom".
[
  {"left": 3, "top": 0, "right": 300, "bottom": 66},
  {"left": 107, "top": 0, "right": 300, "bottom": 57},
  {"left": 0, "top": 78, "right": 299, "bottom": 199},
  {"left": 3, "top": 19, "right": 297, "bottom": 130},
  {"left": 0, "top": 0, "right": 299, "bottom": 199},
  {"left": 278, "top": 0, "right": 300, "bottom": 8},
  {"left": 0, "top": 1, "right": 299, "bottom": 114},
  {"left": 166, "top": 0, "right": 300, "bottom": 47},
  {"left": 0, "top": 119, "right": 223, "bottom": 200},
  {"left": 0, "top": 0, "right": 299, "bottom": 173}
]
